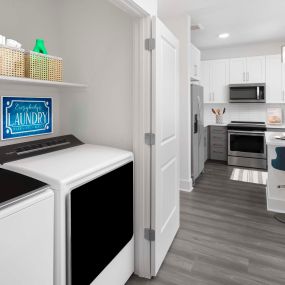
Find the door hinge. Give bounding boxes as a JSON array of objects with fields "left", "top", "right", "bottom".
[
  {"left": 144, "top": 228, "right": 155, "bottom": 241},
  {"left": 145, "top": 133, "right": 155, "bottom": 146},
  {"left": 145, "top": 38, "right": 156, "bottom": 51}
]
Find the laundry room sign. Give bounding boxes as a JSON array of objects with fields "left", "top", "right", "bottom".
[{"left": 1, "top": 97, "right": 52, "bottom": 140}]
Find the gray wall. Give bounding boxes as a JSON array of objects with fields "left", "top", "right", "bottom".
[
  {"left": 0, "top": 0, "right": 61, "bottom": 147},
  {"left": 0, "top": 0, "right": 61, "bottom": 55},
  {"left": 59, "top": 0, "right": 134, "bottom": 151},
  {"left": 0, "top": 0, "right": 134, "bottom": 151}
]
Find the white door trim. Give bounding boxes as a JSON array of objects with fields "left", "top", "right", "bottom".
[
  {"left": 107, "top": 0, "right": 153, "bottom": 279},
  {"left": 108, "top": 0, "right": 150, "bottom": 17},
  {"left": 180, "top": 178, "right": 193, "bottom": 192},
  {"left": 132, "top": 17, "right": 152, "bottom": 278}
]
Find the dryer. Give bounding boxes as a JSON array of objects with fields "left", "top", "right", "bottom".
[{"left": 0, "top": 135, "right": 134, "bottom": 285}]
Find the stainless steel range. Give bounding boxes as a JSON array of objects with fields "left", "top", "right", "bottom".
[{"left": 227, "top": 121, "right": 267, "bottom": 169}]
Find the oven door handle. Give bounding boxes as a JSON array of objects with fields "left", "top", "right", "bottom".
[{"left": 228, "top": 130, "right": 265, "bottom": 135}]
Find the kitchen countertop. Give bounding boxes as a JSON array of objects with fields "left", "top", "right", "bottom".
[
  {"left": 204, "top": 123, "right": 285, "bottom": 129},
  {"left": 265, "top": 132, "right": 285, "bottom": 146},
  {"left": 204, "top": 123, "right": 228, "bottom": 127},
  {"left": 266, "top": 124, "right": 285, "bottom": 129}
]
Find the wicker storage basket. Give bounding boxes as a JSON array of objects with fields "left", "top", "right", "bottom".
[
  {"left": 47, "top": 55, "right": 63, "bottom": 82},
  {"left": 0, "top": 45, "right": 25, "bottom": 77},
  {"left": 25, "top": 51, "right": 63, "bottom": 81}
]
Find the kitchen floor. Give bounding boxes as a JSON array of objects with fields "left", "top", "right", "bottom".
[{"left": 127, "top": 161, "right": 285, "bottom": 285}]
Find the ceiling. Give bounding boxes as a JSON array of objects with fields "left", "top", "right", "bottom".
[{"left": 158, "top": 0, "right": 285, "bottom": 50}]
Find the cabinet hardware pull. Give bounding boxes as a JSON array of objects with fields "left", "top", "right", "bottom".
[
  {"left": 243, "top": 72, "right": 245, "bottom": 82},
  {"left": 277, "top": 185, "right": 285, "bottom": 189},
  {"left": 246, "top": 72, "right": 249, "bottom": 82}
]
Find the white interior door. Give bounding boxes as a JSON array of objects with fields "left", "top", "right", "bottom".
[{"left": 151, "top": 17, "right": 180, "bottom": 276}]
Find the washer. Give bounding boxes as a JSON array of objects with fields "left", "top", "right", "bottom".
[
  {"left": 0, "top": 169, "right": 54, "bottom": 285},
  {"left": 0, "top": 135, "right": 134, "bottom": 285}
]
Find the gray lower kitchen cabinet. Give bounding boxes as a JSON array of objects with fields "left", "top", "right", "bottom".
[{"left": 209, "top": 125, "right": 228, "bottom": 161}]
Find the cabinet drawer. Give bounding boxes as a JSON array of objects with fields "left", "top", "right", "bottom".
[
  {"left": 211, "top": 126, "right": 227, "bottom": 134},
  {"left": 210, "top": 147, "right": 227, "bottom": 161},
  {"left": 211, "top": 138, "right": 227, "bottom": 148},
  {"left": 268, "top": 169, "right": 285, "bottom": 201},
  {"left": 210, "top": 133, "right": 227, "bottom": 142}
]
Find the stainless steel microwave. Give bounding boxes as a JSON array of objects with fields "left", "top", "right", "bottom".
[{"left": 229, "top": 83, "right": 266, "bottom": 103}]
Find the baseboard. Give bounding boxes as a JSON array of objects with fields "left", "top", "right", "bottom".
[{"left": 180, "top": 179, "right": 193, "bottom": 192}]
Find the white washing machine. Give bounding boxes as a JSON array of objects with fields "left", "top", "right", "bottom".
[
  {"left": 0, "top": 169, "right": 54, "bottom": 285},
  {"left": 0, "top": 135, "right": 134, "bottom": 285}
]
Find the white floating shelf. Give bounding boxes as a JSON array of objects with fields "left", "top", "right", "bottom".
[{"left": 0, "top": 75, "right": 87, "bottom": 88}]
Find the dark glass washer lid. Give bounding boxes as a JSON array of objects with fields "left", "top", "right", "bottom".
[{"left": 0, "top": 168, "right": 46, "bottom": 205}]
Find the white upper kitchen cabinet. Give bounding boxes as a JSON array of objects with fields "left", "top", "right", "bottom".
[
  {"left": 191, "top": 44, "right": 201, "bottom": 81},
  {"left": 266, "top": 54, "right": 284, "bottom": 103},
  {"left": 247, "top": 56, "right": 266, "bottom": 83},
  {"left": 211, "top": 59, "right": 230, "bottom": 103},
  {"left": 229, "top": 58, "right": 247, "bottom": 84},
  {"left": 283, "top": 63, "right": 285, "bottom": 101},
  {"left": 201, "top": 59, "right": 229, "bottom": 103},
  {"left": 201, "top": 61, "right": 211, "bottom": 103},
  {"left": 229, "top": 56, "right": 265, "bottom": 84}
]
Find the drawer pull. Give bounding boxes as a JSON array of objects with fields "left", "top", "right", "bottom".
[
  {"left": 277, "top": 185, "right": 285, "bottom": 189},
  {"left": 212, "top": 132, "right": 226, "bottom": 135}
]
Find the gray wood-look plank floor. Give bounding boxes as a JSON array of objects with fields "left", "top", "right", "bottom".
[{"left": 127, "top": 161, "right": 285, "bottom": 285}]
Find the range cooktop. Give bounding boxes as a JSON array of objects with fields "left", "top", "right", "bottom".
[
  {"left": 228, "top": 121, "right": 266, "bottom": 131},
  {"left": 229, "top": 121, "right": 265, "bottom": 125}
]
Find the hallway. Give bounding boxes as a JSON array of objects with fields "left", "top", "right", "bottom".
[{"left": 127, "top": 161, "right": 285, "bottom": 285}]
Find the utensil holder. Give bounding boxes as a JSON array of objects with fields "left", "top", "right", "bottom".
[{"left": 216, "top": 115, "right": 223, "bottom": 124}]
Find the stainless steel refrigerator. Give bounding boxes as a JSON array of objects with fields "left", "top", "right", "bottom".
[{"left": 191, "top": 84, "right": 205, "bottom": 183}]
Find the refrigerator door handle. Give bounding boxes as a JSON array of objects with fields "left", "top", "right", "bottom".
[
  {"left": 194, "top": 114, "right": 198, "bottom": 134},
  {"left": 197, "top": 95, "right": 202, "bottom": 144}
]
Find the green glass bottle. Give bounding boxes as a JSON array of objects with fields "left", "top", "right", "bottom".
[{"left": 33, "top": 39, "right": 48, "bottom": 54}]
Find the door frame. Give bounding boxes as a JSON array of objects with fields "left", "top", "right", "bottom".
[{"left": 108, "top": 0, "right": 153, "bottom": 279}]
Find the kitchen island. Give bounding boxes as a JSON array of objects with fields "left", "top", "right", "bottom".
[{"left": 265, "top": 132, "right": 285, "bottom": 217}]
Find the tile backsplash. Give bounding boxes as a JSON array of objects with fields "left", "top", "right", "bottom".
[{"left": 204, "top": 103, "right": 285, "bottom": 126}]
